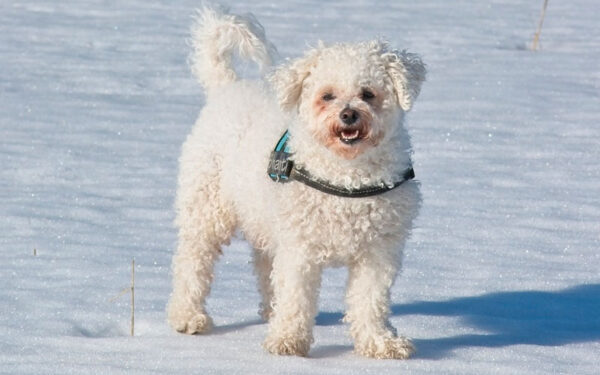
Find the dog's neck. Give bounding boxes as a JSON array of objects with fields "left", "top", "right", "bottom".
[{"left": 286, "top": 120, "right": 414, "bottom": 190}]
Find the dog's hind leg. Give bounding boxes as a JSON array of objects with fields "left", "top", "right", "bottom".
[
  {"left": 252, "top": 249, "right": 274, "bottom": 321},
  {"left": 167, "top": 163, "right": 236, "bottom": 335},
  {"left": 344, "top": 250, "right": 415, "bottom": 359}
]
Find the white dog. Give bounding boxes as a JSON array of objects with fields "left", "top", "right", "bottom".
[{"left": 167, "top": 6, "right": 425, "bottom": 359}]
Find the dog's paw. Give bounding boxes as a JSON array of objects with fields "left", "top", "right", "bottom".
[
  {"left": 355, "top": 336, "right": 415, "bottom": 360},
  {"left": 168, "top": 309, "right": 213, "bottom": 335},
  {"left": 263, "top": 334, "right": 310, "bottom": 357}
]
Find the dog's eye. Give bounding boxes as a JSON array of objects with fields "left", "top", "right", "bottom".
[
  {"left": 322, "top": 93, "right": 335, "bottom": 101},
  {"left": 361, "top": 89, "right": 375, "bottom": 101}
]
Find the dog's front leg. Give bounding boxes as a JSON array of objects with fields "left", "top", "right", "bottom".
[
  {"left": 263, "top": 250, "right": 321, "bottom": 357},
  {"left": 345, "top": 251, "right": 415, "bottom": 359}
]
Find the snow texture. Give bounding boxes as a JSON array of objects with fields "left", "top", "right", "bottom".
[{"left": 1, "top": 0, "right": 599, "bottom": 374}]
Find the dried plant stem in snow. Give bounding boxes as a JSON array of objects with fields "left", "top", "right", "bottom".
[{"left": 532, "top": 0, "right": 549, "bottom": 51}]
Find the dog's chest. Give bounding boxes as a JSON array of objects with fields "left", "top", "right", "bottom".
[{"left": 286, "top": 191, "right": 405, "bottom": 263}]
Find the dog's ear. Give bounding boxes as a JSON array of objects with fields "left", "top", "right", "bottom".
[
  {"left": 383, "top": 49, "right": 426, "bottom": 111},
  {"left": 269, "top": 49, "right": 320, "bottom": 112}
]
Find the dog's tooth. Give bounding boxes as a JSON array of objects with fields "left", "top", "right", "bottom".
[{"left": 344, "top": 130, "right": 359, "bottom": 139}]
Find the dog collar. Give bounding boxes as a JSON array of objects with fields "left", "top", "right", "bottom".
[{"left": 267, "top": 131, "right": 415, "bottom": 198}]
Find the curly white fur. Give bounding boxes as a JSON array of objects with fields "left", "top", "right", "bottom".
[
  {"left": 189, "top": 5, "right": 276, "bottom": 89},
  {"left": 167, "top": 6, "right": 425, "bottom": 359}
]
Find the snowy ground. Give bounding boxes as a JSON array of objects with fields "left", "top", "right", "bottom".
[{"left": 1, "top": 1, "right": 599, "bottom": 374}]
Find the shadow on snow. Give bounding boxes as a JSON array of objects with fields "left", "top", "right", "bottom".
[{"left": 315, "top": 283, "right": 600, "bottom": 359}]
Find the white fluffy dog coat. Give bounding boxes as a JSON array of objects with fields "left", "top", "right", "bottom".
[{"left": 167, "top": 6, "right": 425, "bottom": 359}]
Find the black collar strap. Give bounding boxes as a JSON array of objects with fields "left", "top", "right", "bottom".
[{"left": 267, "top": 131, "right": 415, "bottom": 198}]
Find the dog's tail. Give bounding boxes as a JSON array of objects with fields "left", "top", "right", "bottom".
[{"left": 190, "top": 6, "right": 277, "bottom": 89}]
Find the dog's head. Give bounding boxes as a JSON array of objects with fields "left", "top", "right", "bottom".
[{"left": 270, "top": 40, "right": 425, "bottom": 160}]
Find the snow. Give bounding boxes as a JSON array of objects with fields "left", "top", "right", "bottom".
[{"left": 1, "top": 0, "right": 599, "bottom": 374}]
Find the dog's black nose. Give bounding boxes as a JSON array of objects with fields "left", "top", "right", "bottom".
[{"left": 340, "top": 108, "right": 359, "bottom": 125}]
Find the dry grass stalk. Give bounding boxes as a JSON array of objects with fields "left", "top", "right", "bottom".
[
  {"left": 108, "top": 259, "right": 136, "bottom": 336},
  {"left": 532, "top": 0, "right": 549, "bottom": 51},
  {"left": 131, "top": 259, "right": 135, "bottom": 337}
]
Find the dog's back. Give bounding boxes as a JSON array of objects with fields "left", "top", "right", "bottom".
[{"left": 181, "top": 6, "right": 284, "bottom": 229}]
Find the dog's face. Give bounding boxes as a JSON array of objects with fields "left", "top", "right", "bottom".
[{"left": 271, "top": 41, "right": 425, "bottom": 160}]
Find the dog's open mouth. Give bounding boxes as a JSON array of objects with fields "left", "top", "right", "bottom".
[{"left": 338, "top": 128, "right": 364, "bottom": 145}]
